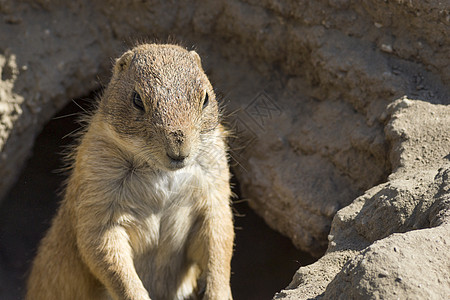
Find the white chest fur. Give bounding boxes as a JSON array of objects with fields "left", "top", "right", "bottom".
[
  {"left": 116, "top": 165, "right": 205, "bottom": 256},
  {"left": 109, "top": 164, "right": 208, "bottom": 299}
]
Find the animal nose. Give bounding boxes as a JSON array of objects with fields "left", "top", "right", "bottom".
[
  {"left": 167, "top": 152, "right": 188, "bottom": 162},
  {"left": 166, "top": 129, "right": 191, "bottom": 162},
  {"left": 169, "top": 130, "right": 185, "bottom": 145}
]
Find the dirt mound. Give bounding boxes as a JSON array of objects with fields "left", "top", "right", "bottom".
[
  {"left": 275, "top": 99, "right": 450, "bottom": 299},
  {"left": 0, "top": 0, "right": 449, "bottom": 298}
]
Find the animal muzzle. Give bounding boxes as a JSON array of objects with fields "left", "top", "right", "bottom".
[{"left": 165, "top": 130, "right": 192, "bottom": 163}]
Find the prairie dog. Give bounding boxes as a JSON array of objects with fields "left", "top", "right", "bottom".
[{"left": 26, "top": 44, "right": 234, "bottom": 300}]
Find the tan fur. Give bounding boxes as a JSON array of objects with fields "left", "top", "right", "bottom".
[{"left": 26, "top": 44, "right": 234, "bottom": 300}]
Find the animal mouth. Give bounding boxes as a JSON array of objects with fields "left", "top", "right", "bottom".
[{"left": 166, "top": 153, "right": 187, "bottom": 170}]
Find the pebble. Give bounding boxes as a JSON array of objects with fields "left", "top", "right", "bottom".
[{"left": 381, "top": 44, "right": 393, "bottom": 53}]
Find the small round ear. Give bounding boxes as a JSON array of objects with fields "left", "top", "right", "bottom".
[
  {"left": 113, "top": 50, "right": 134, "bottom": 75},
  {"left": 189, "top": 50, "right": 202, "bottom": 68}
]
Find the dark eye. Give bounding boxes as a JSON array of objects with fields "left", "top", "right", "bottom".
[
  {"left": 202, "top": 91, "right": 209, "bottom": 110},
  {"left": 132, "top": 91, "right": 145, "bottom": 111}
]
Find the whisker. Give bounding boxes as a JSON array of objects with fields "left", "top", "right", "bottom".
[
  {"left": 227, "top": 151, "right": 248, "bottom": 173},
  {"left": 232, "top": 198, "right": 249, "bottom": 204},
  {"left": 62, "top": 127, "right": 84, "bottom": 140},
  {"left": 53, "top": 112, "right": 82, "bottom": 120},
  {"left": 71, "top": 99, "right": 88, "bottom": 114}
]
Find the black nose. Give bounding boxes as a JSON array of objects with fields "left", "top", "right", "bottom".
[{"left": 167, "top": 153, "right": 188, "bottom": 162}]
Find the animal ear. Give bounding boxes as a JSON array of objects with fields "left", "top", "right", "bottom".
[
  {"left": 189, "top": 50, "right": 202, "bottom": 68},
  {"left": 113, "top": 50, "right": 134, "bottom": 75}
]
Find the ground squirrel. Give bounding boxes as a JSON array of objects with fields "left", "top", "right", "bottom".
[{"left": 26, "top": 44, "right": 234, "bottom": 300}]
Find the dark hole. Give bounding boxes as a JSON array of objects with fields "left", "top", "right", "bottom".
[{"left": 0, "top": 94, "right": 94, "bottom": 299}]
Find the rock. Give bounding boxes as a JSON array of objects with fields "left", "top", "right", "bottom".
[
  {"left": 0, "top": 1, "right": 111, "bottom": 201},
  {"left": 275, "top": 100, "right": 450, "bottom": 299},
  {"left": 324, "top": 225, "right": 450, "bottom": 300}
]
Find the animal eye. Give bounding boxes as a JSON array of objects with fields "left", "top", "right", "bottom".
[
  {"left": 202, "top": 91, "right": 209, "bottom": 110},
  {"left": 132, "top": 91, "right": 145, "bottom": 111}
]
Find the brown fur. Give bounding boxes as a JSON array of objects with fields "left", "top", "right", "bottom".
[{"left": 26, "top": 44, "right": 234, "bottom": 300}]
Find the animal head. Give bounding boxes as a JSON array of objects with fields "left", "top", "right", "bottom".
[{"left": 100, "top": 44, "right": 219, "bottom": 171}]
